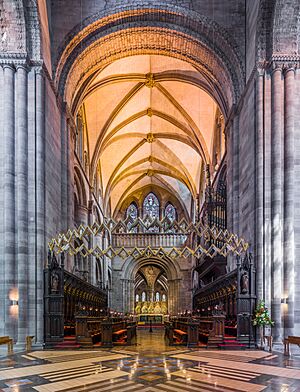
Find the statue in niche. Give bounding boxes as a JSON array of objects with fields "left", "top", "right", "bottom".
[
  {"left": 241, "top": 271, "right": 249, "bottom": 294},
  {"left": 148, "top": 301, "right": 154, "bottom": 314},
  {"left": 161, "top": 302, "right": 168, "bottom": 314},
  {"left": 154, "top": 302, "right": 161, "bottom": 314},
  {"left": 51, "top": 272, "right": 59, "bottom": 292},
  {"left": 141, "top": 302, "right": 148, "bottom": 314},
  {"left": 135, "top": 302, "right": 141, "bottom": 314}
]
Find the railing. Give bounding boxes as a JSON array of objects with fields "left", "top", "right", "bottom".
[{"left": 112, "top": 233, "right": 188, "bottom": 248}]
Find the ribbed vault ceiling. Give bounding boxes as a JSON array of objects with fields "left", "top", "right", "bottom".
[{"left": 81, "top": 54, "right": 219, "bottom": 217}]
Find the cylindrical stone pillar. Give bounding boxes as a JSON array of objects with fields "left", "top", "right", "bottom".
[
  {"left": 0, "top": 66, "right": 4, "bottom": 336},
  {"left": 16, "top": 65, "right": 29, "bottom": 345},
  {"left": 3, "top": 64, "right": 16, "bottom": 339},
  {"left": 255, "top": 70, "right": 265, "bottom": 301},
  {"left": 271, "top": 67, "right": 283, "bottom": 343},
  {"left": 232, "top": 114, "right": 240, "bottom": 238},
  {"left": 35, "top": 69, "right": 46, "bottom": 344},
  {"left": 283, "top": 67, "right": 295, "bottom": 336}
]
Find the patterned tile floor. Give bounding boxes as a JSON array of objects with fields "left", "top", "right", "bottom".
[{"left": 0, "top": 329, "right": 300, "bottom": 391}]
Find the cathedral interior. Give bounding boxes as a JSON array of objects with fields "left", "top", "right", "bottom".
[{"left": 1, "top": 1, "right": 300, "bottom": 391}]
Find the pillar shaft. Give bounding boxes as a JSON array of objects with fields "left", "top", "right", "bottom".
[
  {"left": 35, "top": 69, "right": 46, "bottom": 344},
  {"left": 232, "top": 114, "right": 240, "bottom": 237},
  {"left": 283, "top": 68, "right": 295, "bottom": 335},
  {"left": 271, "top": 67, "right": 283, "bottom": 342},
  {"left": 255, "top": 70, "right": 264, "bottom": 301},
  {"left": 3, "top": 65, "right": 16, "bottom": 339},
  {"left": 0, "top": 66, "right": 4, "bottom": 336},
  {"left": 16, "top": 65, "right": 29, "bottom": 344}
]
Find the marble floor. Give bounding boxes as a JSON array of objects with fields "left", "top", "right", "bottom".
[{"left": 1, "top": 329, "right": 300, "bottom": 391}]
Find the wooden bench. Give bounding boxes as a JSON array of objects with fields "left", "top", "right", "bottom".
[
  {"left": 0, "top": 336, "right": 13, "bottom": 354},
  {"left": 113, "top": 329, "right": 127, "bottom": 343},
  {"left": 225, "top": 326, "right": 237, "bottom": 337},
  {"left": 169, "top": 319, "right": 198, "bottom": 347},
  {"left": 284, "top": 336, "right": 300, "bottom": 356},
  {"left": 199, "top": 320, "right": 214, "bottom": 344},
  {"left": 64, "top": 324, "right": 75, "bottom": 336},
  {"left": 75, "top": 316, "right": 103, "bottom": 347},
  {"left": 173, "top": 328, "right": 187, "bottom": 344}
]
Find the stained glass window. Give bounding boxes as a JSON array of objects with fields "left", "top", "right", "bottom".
[
  {"left": 126, "top": 202, "right": 138, "bottom": 232},
  {"left": 141, "top": 292, "right": 146, "bottom": 302},
  {"left": 135, "top": 294, "right": 139, "bottom": 302},
  {"left": 143, "top": 193, "right": 160, "bottom": 232},
  {"left": 143, "top": 193, "right": 160, "bottom": 219},
  {"left": 164, "top": 203, "right": 176, "bottom": 221},
  {"left": 155, "top": 292, "right": 160, "bottom": 301},
  {"left": 162, "top": 294, "right": 166, "bottom": 302}
]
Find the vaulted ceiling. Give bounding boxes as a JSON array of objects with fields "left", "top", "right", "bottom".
[{"left": 80, "top": 54, "right": 221, "bottom": 218}]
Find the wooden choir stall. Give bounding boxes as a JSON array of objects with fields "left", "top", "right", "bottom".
[{"left": 44, "top": 251, "right": 136, "bottom": 348}]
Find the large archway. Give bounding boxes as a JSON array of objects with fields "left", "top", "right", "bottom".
[
  {"left": 56, "top": 6, "right": 244, "bottom": 109},
  {"left": 134, "top": 263, "right": 168, "bottom": 324},
  {"left": 111, "top": 255, "right": 184, "bottom": 315}
]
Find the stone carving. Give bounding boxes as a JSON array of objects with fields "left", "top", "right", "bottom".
[
  {"left": 51, "top": 272, "right": 59, "bottom": 292},
  {"left": 148, "top": 301, "right": 154, "bottom": 314},
  {"left": 141, "top": 301, "right": 148, "bottom": 314},
  {"left": 145, "top": 72, "right": 155, "bottom": 88},
  {"left": 241, "top": 272, "right": 249, "bottom": 294},
  {"left": 154, "top": 302, "right": 161, "bottom": 314},
  {"left": 135, "top": 300, "right": 167, "bottom": 314},
  {"left": 145, "top": 266, "right": 155, "bottom": 287},
  {"left": 135, "top": 301, "right": 141, "bottom": 314},
  {"left": 161, "top": 302, "right": 167, "bottom": 314}
]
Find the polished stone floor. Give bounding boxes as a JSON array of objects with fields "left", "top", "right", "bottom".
[{"left": 1, "top": 329, "right": 300, "bottom": 391}]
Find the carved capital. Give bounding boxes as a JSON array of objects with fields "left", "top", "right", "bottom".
[{"left": 269, "top": 55, "right": 300, "bottom": 74}]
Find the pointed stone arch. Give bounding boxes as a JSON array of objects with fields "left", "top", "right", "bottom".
[{"left": 55, "top": 5, "right": 244, "bottom": 111}]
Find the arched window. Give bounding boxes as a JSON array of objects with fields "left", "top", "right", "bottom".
[
  {"left": 143, "top": 192, "right": 159, "bottom": 219},
  {"left": 162, "top": 294, "right": 166, "bottom": 302},
  {"left": 155, "top": 292, "right": 160, "bottom": 302},
  {"left": 164, "top": 203, "right": 176, "bottom": 221},
  {"left": 126, "top": 202, "right": 138, "bottom": 232},
  {"left": 143, "top": 193, "right": 160, "bottom": 232},
  {"left": 141, "top": 292, "right": 146, "bottom": 302},
  {"left": 135, "top": 294, "right": 139, "bottom": 302}
]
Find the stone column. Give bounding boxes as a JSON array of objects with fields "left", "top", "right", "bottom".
[
  {"left": 0, "top": 65, "right": 4, "bottom": 336},
  {"left": 129, "top": 279, "right": 135, "bottom": 314},
  {"left": 61, "top": 108, "right": 68, "bottom": 229},
  {"left": 255, "top": 70, "right": 265, "bottom": 301},
  {"left": 125, "top": 279, "right": 130, "bottom": 313},
  {"left": 232, "top": 114, "right": 240, "bottom": 238},
  {"left": 3, "top": 64, "right": 16, "bottom": 339},
  {"left": 16, "top": 65, "right": 29, "bottom": 345},
  {"left": 76, "top": 204, "right": 88, "bottom": 226},
  {"left": 87, "top": 200, "right": 94, "bottom": 284},
  {"left": 224, "top": 122, "right": 234, "bottom": 271},
  {"left": 67, "top": 120, "right": 75, "bottom": 232},
  {"left": 35, "top": 69, "right": 46, "bottom": 344},
  {"left": 271, "top": 67, "right": 283, "bottom": 343},
  {"left": 283, "top": 67, "right": 295, "bottom": 336}
]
